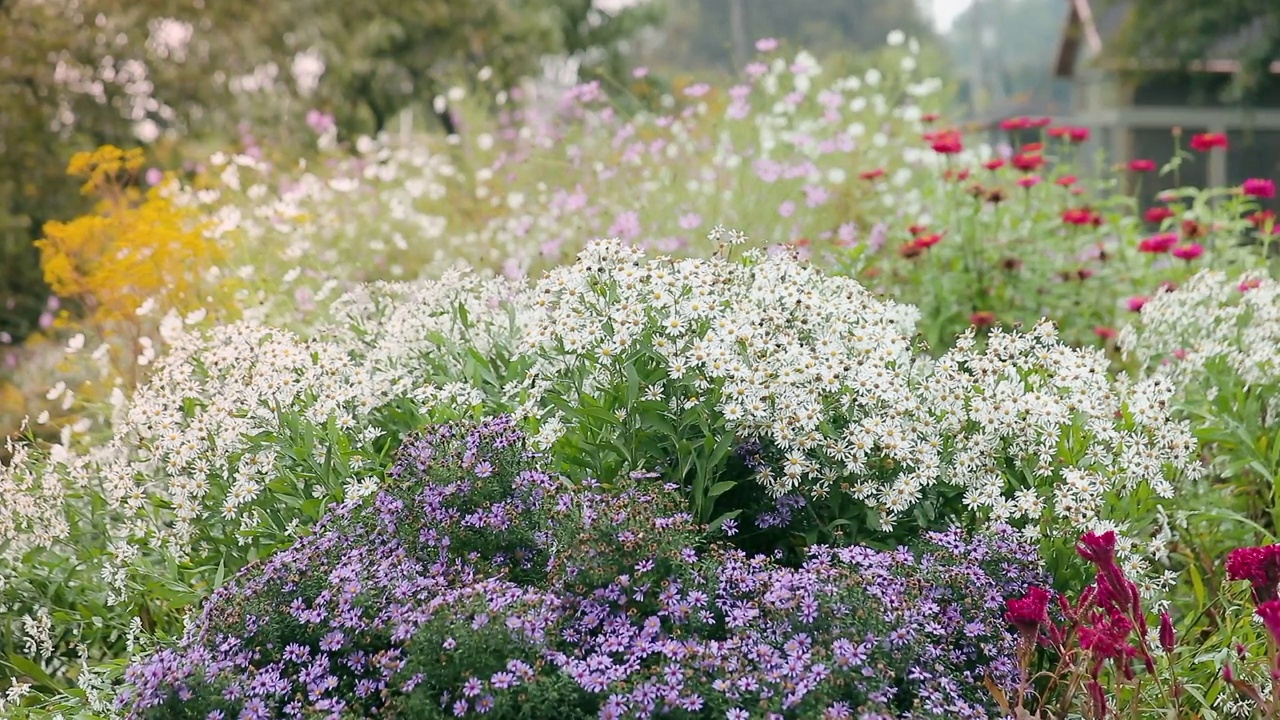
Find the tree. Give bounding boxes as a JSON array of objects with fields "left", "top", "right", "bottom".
[
  {"left": 1108, "top": 0, "right": 1280, "bottom": 103},
  {"left": 648, "top": 0, "right": 935, "bottom": 75}
]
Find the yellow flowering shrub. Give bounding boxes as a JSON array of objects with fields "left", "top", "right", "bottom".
[{"left": 37, "top": 146, "right": 221, "bottom": 323}]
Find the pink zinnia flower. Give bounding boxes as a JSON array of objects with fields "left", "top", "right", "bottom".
[
  {"left": 1171, "top": 243, "right": 1204, "bottom": 261},
  {"left": 1138, "top": 233, "right": 1178, "bottom": 253},
  {"left": 1128, "top": 158, "right": 1156, "bottom": 172},
  {"left": 1242, "top": 178, "right": 1276, "bottom": 199},
  {"left": 1017, "top": 175, "right": 1042, "bottom": 189},
  {"left": 1126, "top": 296, "right": 1148, "bottom": 312},
  {"left": 1189, "top": 132, "right": 1228, "bottom": 152}
]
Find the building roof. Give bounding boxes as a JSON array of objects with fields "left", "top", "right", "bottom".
[{"left": 1053, "top": 0, "right": 1280, "bottom": 79}]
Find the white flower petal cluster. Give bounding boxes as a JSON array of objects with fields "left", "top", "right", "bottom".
[
  {"left": 0, "top": 272, "right": 521, "bottom": 569},
  {"left": 1119, "top": 269, "right": 1280, "bottom": 388},
  {"left": 923, "top": 324, "right": 1199, "bottom": 535},
  {"left": 516, "top": 239, "right": 1199, "bottom": 538}
]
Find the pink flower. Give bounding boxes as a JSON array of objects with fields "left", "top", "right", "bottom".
[
  {"left": 1138, "top": 233, "right": 1178, "bottom": 253},
  {"left": 1017, "top": 175, "right": 1042, "bottom": 189},
  {"left": 1256, "top": 600, "right": 1280, "bottom": 644},
  {"left": 1159, "top": 612, "right": 1176, "bottom": 654},
  {"left": 1126, "top": 296, "right": 1148, "bottom": 312},
  {"left": 1189, "top": 132, "right": 1228, "bottom": 152},
  {"left": 1005, "top": 587, "right": 1053, "bottom": 637},
  {"left": 1242, "top": 178, "right": 1276, "bottom": 199},
  {"left": 678, "top": 212, "right": 702, "bottom": 230},
  {"left": 632, "top": 66, "right": 649, "bottom": 79},
  {"left": 1171, "top": 243, "right": 1204, "bottom": 261},
  {"left": 755, "top": 37, "right": 779, "bottom": 52},
  {"left": 803, "top": 184, "right": 829, "bottom": 208},
  {"left": 778, "top": 200, "right": 796, "bottom": 218},
  {"left": 683, "top": 83, "right": 710, "bottom": 98},
  {"left": 1226, "top": 545, "right": 1280, "bottom": 603},
  {"left": 1128, "top": 158, "right": 1157, "bottom": 172}
]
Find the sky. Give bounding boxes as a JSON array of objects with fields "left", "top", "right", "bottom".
[{"left": 931, "top": 0, "right": 974, "bottom": 33}]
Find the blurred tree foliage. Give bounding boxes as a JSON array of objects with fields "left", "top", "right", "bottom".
[
  {"left": 0, "top": 0, "right": 659, "bottom": 346},
  {"left": 645, "top": 0, "right": 935, "bottom": 75},
  {"left": 1108, "top": 0, "right": 1280, "bottom": 104}
]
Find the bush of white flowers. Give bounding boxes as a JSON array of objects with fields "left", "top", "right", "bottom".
[
  {"left": 509, "top": 237, "right": 1198, "bottom": 573},
  {"left": 1, "top": 233, "right": 1201, "bottom": 693},
  {"left": 1119, "top": 268, "right": 1280, "bottom": 534}
]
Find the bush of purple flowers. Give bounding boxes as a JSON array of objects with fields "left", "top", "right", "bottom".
[{"left": 118, "top": 416, "right": 1045, "bottom": 720}]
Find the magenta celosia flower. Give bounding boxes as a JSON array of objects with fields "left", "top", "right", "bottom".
[
  {"left": 1255, "top": 600, "right": 1280, "bottom": 644},
  {"left": 1243, "top": 178, "right": 1276, "bottom": 199},
  {"left": 1158, "top": 612, "right": 1176, "bottom": 654},
  {"left": 1005, "top": 586, "right": 1053, "bottom": 637},
  {"left": 1225, "top": 544, "right": 1280, "bottom": 603}
]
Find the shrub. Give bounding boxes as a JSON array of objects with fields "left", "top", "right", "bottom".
[{"left": 118, "top": 417, "right": 1045, "bottom": 719}]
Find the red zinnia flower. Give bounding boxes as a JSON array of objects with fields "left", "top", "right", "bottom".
[
  {"left": 970, "top": 310, "right": 996, "bottom": 327},
  {"left": 1056, "top": 175, "right": 1077, "bottom": 187},
  {"left": 1021, "top": 142, "right": 1044, "bottom": 153},
  {"left": 859, "top": 168, "right": 886, "bottom": 180},
  {"left": 1128, "top": 158, "right": 1157, "bottom": 172},
  {"left": 907, "top": 224, "right": 929, "bottom": 236},
  {"left": 1189, "top": 132, "right": 1228, "bottom": 152},
  {"left": 999, "top": 116, "right": 1031, "bottom": 131},
  {"left": 1094, "top": 326, "right": 1117, "bottom": 341},
  {"left": 1012, "top": 152, "right": 1044, "bottom": 172},
  {"left": 1029, "top": 117, "right": 1053, "bottom": 128},
  {"left": 914, "top": 232, "right": 943, "bottom": 248},
  {"left": 927, "top": 129, "right": 963, "bottom": 154},
  {"left": 1017, "top": 175, "right": 1042, "bottom": 189},
  {"left": 1249, "top": 210, "right": 1276, "bottom": 228},
  {"left": 921, "top": 112, "right": 941, "bottom": 123},
  {"left": 1069, "top": 127, "right": 1090, "bottom": 143},
  {"left": 983, "top": 158, "right": 1006, "bottom": 171},
  {"left": 1047, "top": 126, "right": 1069, "bottom": 139},
  {"left": 1144, "top": 206, "right": 1174, "bottom": 224},
  {"left": 1062, "top": 207, "right": 1099, "bottom": 226},
  {"left": 1242, "top": 178, "right": 1276, "bottom": 199}
]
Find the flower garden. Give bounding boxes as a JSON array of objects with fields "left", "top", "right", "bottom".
[{"left": 4, "top": 31, "right": 1280, "bottom": 719}]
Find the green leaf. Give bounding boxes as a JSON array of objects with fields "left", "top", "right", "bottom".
[
  {"left": 8, "top": 654, "right": 61, "bottom": 691},
  {"left": 706, "top": 480, "right": 737, "bottom": 498}
]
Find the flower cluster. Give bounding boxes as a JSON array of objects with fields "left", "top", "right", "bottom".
[
  {"left": 1119, "top": 269, "right": 1280, "bottom": 389},
  {"left": 119, "top": 418, "right": 1044, "bottom": 720},
  {"left": 920, "top": 323, "right": 1200, "bottom": 556}
]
